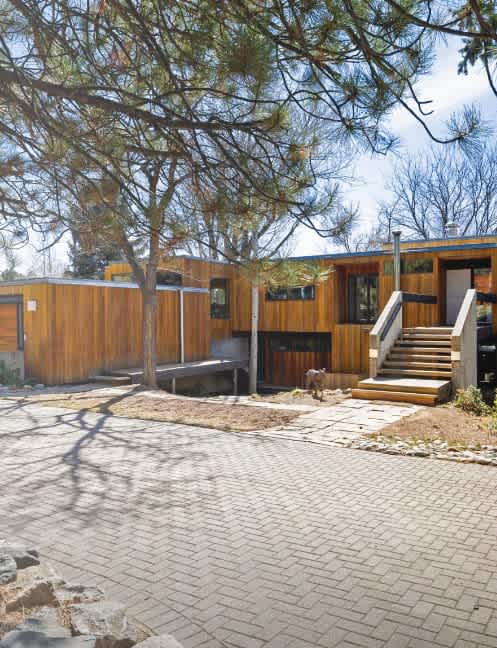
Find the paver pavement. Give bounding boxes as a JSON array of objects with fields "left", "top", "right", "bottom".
[{"left": 1, "top": 398, "right": 497, "bottom": 648}]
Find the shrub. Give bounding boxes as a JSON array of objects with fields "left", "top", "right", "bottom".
[
  {"left": 454, "top": 385, "right": 490, "bottom": 416},
  {"left": 0, "top": 360, "right": 20, "bottom": 387}
]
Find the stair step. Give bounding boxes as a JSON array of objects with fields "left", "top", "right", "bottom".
[
  {"left": 398, "top": 340, "right": 451, "bottom": 347},
  {"left": 358, "top": 377, "right": 449, "bottom": 395},
  {"left": 352, "top": 389, "right": 438, "bottom": 406},
  {"left": 383, "top": 361, "right": 452, "bottom": 370},
  {"left": 388, "top": 353, "right": 451, "bottom": 363},
  {"left": 402, "top": 327, "right": 452, "bottom": 334},
  {"left": 401, "top": 333, "right": 451, "bottom": 341},
  {"left": 392, "top": 345, "right": 452, "bottom": 355},
  {"left": 379, "top": 368, "right": 452, "bottom": 378}
]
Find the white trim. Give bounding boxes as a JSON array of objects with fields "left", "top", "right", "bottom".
[{"left": 0, "top": 277, "right": 208, "bottom": 293}]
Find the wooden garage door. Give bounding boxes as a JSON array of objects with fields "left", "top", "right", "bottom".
[{"left": 0, "top": 303, "right": 19, "bottom": 351}]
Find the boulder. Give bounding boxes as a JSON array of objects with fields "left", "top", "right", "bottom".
[
  {"left": 0, "top": 553, "right": 17, "bottom": 585},
  {"left": 16, "top": 608, "right": 71, "bottom": 639},
  {"left": 134, "top": 636, "right": 183, "bottom": 648},
  {"left": 0, "top": 630, "right": 97, "bottom": 648},
  {"left": 70, "top": 602, "right": 148, "bottom": 648},
  {"left": 55, "top": 584, "right": 105, "bottom": 606},
  {"left": 6, "top": 580, "right": 57, "bottom": 612},
  {"left": 0, "top": 541, "right": 40, "bottom": 569}
]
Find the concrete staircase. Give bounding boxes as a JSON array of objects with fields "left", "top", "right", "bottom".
[{"left": 352, "top": 327, "right": 453, "bottom": 405}]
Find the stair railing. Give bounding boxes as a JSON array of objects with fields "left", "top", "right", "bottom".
[
  {"left": 369, "top": 291, "right": 402, "bottom": 378},
  {"left": 451, "top": 289, "right": 477, "bottom": 392},
  {"left": 369, "top": 291, "right": 438, "bottom": 378}
]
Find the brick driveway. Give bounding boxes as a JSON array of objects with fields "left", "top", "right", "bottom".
[{"left": 2, "top": 399, "right": 497, "bottom": 648}]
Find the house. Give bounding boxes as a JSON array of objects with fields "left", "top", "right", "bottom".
[{"left": 0, "top": 233, "right": 495, "bottom": 403}]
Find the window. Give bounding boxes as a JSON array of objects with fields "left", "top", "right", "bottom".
[
  {"left": 269, "top": 333, "right": 331, "bottom": 353},
  {"left": 210, "top": 278, "right": 229, "bottom": 318},
  {"left": 384, "top": 259, "right": 433, "bottom": 275},
  {"left": 157, "top": 271, "right": 182, "bottom": 286},
  {"left": 265, "top": 285, "right": 315, "bottom": 301},
  {"left": 111, "top": 272, "right": 133, "bottom": 283},
  {"left": 348, "top": 274, "right": 378, "bottom": 323}
]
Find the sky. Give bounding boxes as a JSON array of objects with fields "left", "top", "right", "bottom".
[
  {"left": 296, "top": 38, "right": 496, "bottom": 256},
  {"left": 12, "top": 37, "right": 497, "bottom": 273}
]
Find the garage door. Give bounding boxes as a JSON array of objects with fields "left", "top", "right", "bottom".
[{"left": 0, "top": 302, "right": 20, "bottom": 351}]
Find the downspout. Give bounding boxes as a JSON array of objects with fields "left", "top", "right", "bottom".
[
  {"left": 393, "top": 230, "right": 401, "bottom": 292},
  {"left": 179, "top": 288, "right": 185, "bottom": 363}
]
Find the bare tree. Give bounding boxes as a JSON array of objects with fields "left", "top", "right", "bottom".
[{"left": 378, "top": 146, "right": 497, "bottom": 239}]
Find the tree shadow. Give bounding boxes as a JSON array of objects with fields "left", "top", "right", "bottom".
[{"left": 0, "top": 395, "right": 228, "bottom": 528}]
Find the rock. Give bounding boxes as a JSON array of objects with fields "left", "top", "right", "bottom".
[
  {"left": 407, "top": 448, "right": 430, "bottom": 457},
  {"left": 55, "top": 584, "right": 105, "bottom": 605},
  {"left": 34, "top": 384, "right": 45, "bottom": 390},
  {"left": 0, "top": 553, "right": 17, "bottom": 585},
  {"left": 16, "top": 608, "right": 71, "bottom": 639},
  {"left": 22, "top": 385, "right": 33, "bottom": 390},
  {"left": 0, "top": 630, "right": 97, "bottom": 648},
  {"left": 6, "top": 580, "right": 57, "bottom": 612},
  {"left": 134, "top": 636, "right": 183, "bottom": 648},
  {"left": 0, "top": 540, "right": 40, "bottom": 569},
  {"left": 70, "top": 602, "right": 148, "bottom": 648}
]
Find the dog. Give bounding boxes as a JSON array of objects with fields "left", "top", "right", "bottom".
[{"left": 305, "top": 368, "right": 327, "bottom": 401}]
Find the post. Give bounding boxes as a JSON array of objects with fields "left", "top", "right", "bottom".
[
  {"left": 179, "top": 289, "right": 185, "bottom": 363},
  {"left": 393, "top": 230, "right": 401, "bottom": 292},
  {"left": 171, "top": 377, "right": 176, "bottom": 394},
  {"left": 233, "top": 368, "right": 238, "bottom": 396}
]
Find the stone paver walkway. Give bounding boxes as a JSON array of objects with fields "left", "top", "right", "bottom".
[
  {"left": 260, "top": 399, "right": 422, "bottom": 446},
  {"left": 2, "top": 399, "right": 497, "bottom": 648}
]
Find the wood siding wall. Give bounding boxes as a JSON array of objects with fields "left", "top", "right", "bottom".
[{"left": 0, "top": 283, "right": 209, "bottom": 385}]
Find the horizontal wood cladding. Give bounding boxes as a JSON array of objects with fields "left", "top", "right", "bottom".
[{"left": 0, "top": 283, "right": 209, "bottom": 385}]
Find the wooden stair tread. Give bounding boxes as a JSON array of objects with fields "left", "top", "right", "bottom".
[
  {"left": 352, "top": 389, "right": 438, "bottom": 406},
  {"left": 358, "top": 377, "right": 451, "bottom": 395},
  {"left": 388, "top": 353, "right": 451, "bottom": 362},
  {"left": 391, "top": 346, "right": 451, "bottom": 354},
  {"left": 379, "top": 368, "right": 452, "bottom": 378},
  {"left": 383, "top": 361, "right": 451, "bottom": 369}
]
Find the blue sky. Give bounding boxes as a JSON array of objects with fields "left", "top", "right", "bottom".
[
  {"left": 14, "top": 37, "right": 497, "bottom": 273},
  {"left": 298, "top": 38, "right": 496, "bottom": 255}
]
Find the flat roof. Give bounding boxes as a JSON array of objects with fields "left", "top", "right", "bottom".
[
  {"left": 289, "top": 240, "right": 497, "bottom": 263},
  {"left": 0, "top": 277, "right": 208, "bottom": 293}
]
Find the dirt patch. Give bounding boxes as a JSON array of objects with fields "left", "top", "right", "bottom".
[
  {"left": 251, "top": 388, "right": 350, "bottom": 407},
  {"left": 378, "top": 404, "right": 497, "bottom": 447},
  {"left": 27, "top": 391, "right": 301, "bottom": 432}
]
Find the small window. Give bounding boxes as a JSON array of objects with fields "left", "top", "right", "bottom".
[
  {"left": 348, "top": 274, "right": 378, "bottom": 323},
  {"left": 266, "top": 285, "right": 315, "bottom": 301},
  {"left": 111, "top": 272, "right": 133, "bottom": 283},
  {"left": 157, "top": 271, "right": 182, "bottom": 286},
  {"left": 210, "top": 278, "right": 229, "bottom": 319},
  {"left": 384, "top": 259, "right": 433, "bottom": 275}
]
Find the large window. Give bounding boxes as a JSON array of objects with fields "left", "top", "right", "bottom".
[
  {"left": 348, "top": 274, "right": 378, "bottom": 323},
  {"left": 265, "top": 285, "right": 315, "bottom": 301},
  {"left": 269, "top": 333, "right": 331, "bottom": 353},
  {"left": 210, "top": 278, "right": 229, "bottom": 319},
  {"left": 111, "top": 270, "right": 182, "bottom": 285},
  {"left": 157, "top": 271, "right": 182, "bottom": 286}
]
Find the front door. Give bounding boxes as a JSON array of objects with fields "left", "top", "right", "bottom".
[{"left": 446, "top": 268, "right": 472, "bottom": 325}]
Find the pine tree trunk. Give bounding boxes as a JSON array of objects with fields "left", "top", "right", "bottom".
[
  {"left": 249, "top": 277, "right": 259, "bottom": 394},
  {"left": 142, "top": 262, "right": 158, "bottom": 389}
]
